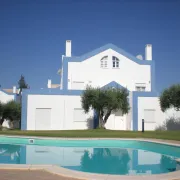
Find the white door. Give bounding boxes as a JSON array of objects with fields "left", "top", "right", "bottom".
[
  {"left": 105, "top": 111, "right": 126, "bottom": 130},
  {"left": 35, "top": 108, "right": 51, "bottom": 130},
  {"left": 143, "top": 109, "right": 156, "bottom": 130}
]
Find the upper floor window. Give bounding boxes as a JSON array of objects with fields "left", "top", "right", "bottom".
[
  {"left": 101, "top": 56, "right": 108, "bottom": 68},
  {"left": 135, "top": 83, "right": 146, "bottom": 92},
  {"left": 112, "top": 56, "right": 119, "bottom": 68},
  {"left": 135, "top": 86, "right": 146, "bottom": 91}
]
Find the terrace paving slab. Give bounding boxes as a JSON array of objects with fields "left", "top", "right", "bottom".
[{"left": 0, "top": 169, "right": 82, "bottom": 180}]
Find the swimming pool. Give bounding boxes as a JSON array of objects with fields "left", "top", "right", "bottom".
[{"left": 0, "top": 136, "right": 180, "bottom": 175}]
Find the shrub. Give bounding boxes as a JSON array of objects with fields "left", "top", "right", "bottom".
[
  {"left": 155, "top": 124, "right": 166, "bottom": 131},
  {"left": 166, "top": 117, "right": 180, "bottom": 130},
  {"left": 155, "top": 117, "right": 180, "bottom": 131}
]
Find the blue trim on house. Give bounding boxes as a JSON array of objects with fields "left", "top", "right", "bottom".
[
  {"left": 61, "top": 43, "right": 155, "bottom": 92},
  {"left": 21, "top": 92, "right": 28, "bottom": 130},
  {"left": 132, "top": 91, "right": 159, "bottom": 131},
  {"left": 22, "top": 89, "right": 83, "bottom": 95},
  {"left": 100, "top": 81, "right": 129, "bottom": 91}
]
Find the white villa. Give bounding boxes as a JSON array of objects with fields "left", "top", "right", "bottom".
[{"left": 0, "top": 40, "right": 179, "bottom": 130}]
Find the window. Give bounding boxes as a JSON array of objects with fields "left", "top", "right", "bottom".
[
  {"left": 112, "top": 56, "right": 120, "bottom": 68},
  {"left": 35, "top": 108, "right": 51, "bottom": 130},
  {"left": 100, "top": 56, "right": 108, "bottom": 68},
  {"left": 136, "top": 86, "right": 146, "bottom": 91},
  {"left": 135, "top": 83, "right": 146, "bottom": 91},
  {"left": 144, "top": 109, "right": 156, "bottom": 123}
]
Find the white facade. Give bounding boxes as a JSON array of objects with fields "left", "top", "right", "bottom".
[
  {"left": 67, "top": 49, "right": 151, "bottom": 91},
  {"left": 21, "top": 40, "right": 179, "bottom": 131}
]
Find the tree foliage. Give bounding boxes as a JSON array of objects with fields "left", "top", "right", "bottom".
[
  {"left": 0, "top": 101, "right": 21, "bottom": 125},
  {"left": 3, "top": 101, "right": 21, "bottom": 121},
  {"left": 160, "top": 84, "right": 180, "bottom": 112},
  {"left": 81, "top": 86, "right": 129, "bottom": 128},
  {"left": 18, "top": 75, "right": 29, "bottom": 93},
  {"left": 0, "top": 101, "right": 3, "bottom": 118}
]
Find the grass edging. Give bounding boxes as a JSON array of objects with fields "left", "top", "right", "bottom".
[{"left": 0, "top": 129, "right": 180, "bottom": 141}]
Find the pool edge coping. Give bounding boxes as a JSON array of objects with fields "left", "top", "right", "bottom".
[
  {"left": 0, "top": 135, "right": 180, "bottom": 147},
  {"left": 0, "top": 136, "right": 180, "bottom": 180},
  {"left": 0, "top": 164, "right": 180, "bottom": 180}
]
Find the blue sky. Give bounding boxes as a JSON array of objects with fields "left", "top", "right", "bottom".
[{"left": 0, "top": 0, "right": 180, "bottom": 92}]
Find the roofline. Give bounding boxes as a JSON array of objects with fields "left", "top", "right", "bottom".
[
  {"left": 0, "top": 88, "right": 15, "bottom": 95},
  {"left": 63, "top": 43, "right": 153, "bottom": 65}
]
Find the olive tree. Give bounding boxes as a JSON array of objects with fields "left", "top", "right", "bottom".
[
  {"left": 0, "top": 101, "right": 21, "bottom": 126},
  {"left": 160, "top": 84, "right": 180, "bottom": 112},
  {"left": 81, "top": 86, "right": 129, "bottom": 128}
]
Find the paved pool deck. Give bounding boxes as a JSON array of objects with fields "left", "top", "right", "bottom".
[
  {"left": 0, "top": 136, "right": 180, "bottom": 180},
  {"left": 0, "top": 169, "right": 81, "bottom": 180}
]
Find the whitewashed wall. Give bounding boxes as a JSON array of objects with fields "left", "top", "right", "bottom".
[
  {"left": 138, "top": 97, "right": 180, "bottom": 131},
  {"left": 27, "top": 95, "right": 94, "bottom": 130},
  {"left": 26, "top": 94, "right": 131, "bottom": 130},
  {"left": 0, "top": 90, "right": 15, "bottom": 103},
  {"left": 105, "top": 111, "right": 127, "bottom": 130},
  {"left": 68, "top": 49, "right": 151, "bottom": 91}
]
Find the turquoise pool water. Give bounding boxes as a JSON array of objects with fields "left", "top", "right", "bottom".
[{"left": 0, "top": 137, "right": 180, "bottom": 175}]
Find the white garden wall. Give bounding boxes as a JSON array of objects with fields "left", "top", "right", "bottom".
[{"left": 138, "top": 97, "right": 180, "bottom": 131}]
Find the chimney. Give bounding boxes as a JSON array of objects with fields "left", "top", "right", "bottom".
[
  {"left": 145, "top": 44, "right": 152, "bottom": 60},
  {"left": 47, "top": 79, "right": 51, "bottom": 88},
  {"left": 13, "top": 86, "right": 16, "bottom": 93},
  {"left": 65, "top": 40, "right": 72, "bottom": 57}
]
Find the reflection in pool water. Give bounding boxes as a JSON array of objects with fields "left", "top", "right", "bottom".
[{"left": 0, "top": 144, "right": 179, "bottom": 175}]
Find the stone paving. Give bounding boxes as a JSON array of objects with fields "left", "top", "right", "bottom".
[{"left": 0, "top": 170, "right": 82, "bottom": 180}]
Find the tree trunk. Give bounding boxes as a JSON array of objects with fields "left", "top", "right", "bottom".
[
  {"left": 98, "top": 110, "right": 104, "bottom": 128},
  {"left": 102, "top": 109, "right": 112, "bottom": 128},
  {"left": 0, "top": 118, "right": 4, "bottom": 126}
]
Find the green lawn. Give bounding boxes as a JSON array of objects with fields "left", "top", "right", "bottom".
[{"left": 0, "top": 129, "right": 180, "bottom": 141}]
